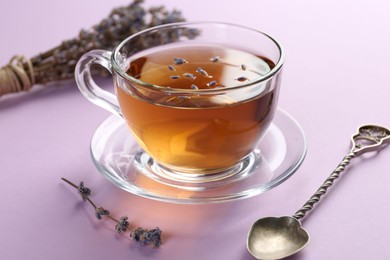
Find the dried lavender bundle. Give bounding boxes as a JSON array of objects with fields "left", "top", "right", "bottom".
[{"left": 0, "top": 0, "right": 186, "bottom": 97}]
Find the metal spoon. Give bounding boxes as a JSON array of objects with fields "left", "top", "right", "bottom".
[{"left": 247, "top": 124, "right": 390, "bottom": 260}]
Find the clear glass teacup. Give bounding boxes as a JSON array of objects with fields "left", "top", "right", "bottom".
[{"left": 75, "top": 22, "right": 284, "bottom": 182}]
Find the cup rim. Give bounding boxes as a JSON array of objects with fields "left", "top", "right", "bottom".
[{"left": 111, "top": 21, "right": 285, "bottom": 93}]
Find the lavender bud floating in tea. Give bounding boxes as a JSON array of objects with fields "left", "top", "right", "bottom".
[
  {"left": 196, "top": 67, "right": 211, "bottom": 78},
  {"left": 61, "top": 177, "right": 162, "bottom": 248},
  {"left": 191, "top": 84, "right": 199, "bottom": 90},
  {"left": 173, "top": 57, "right": 188, "bottom": 65},
  {"left": 183, "top": 73, "right": 196, "bottom": 80},
  {"left": 0, "top": 0, "right": 187, "bottom": 97},
  {"left": 207, "top": 80, "right": 217, "bottom": 87},
  {"left": 210, "top": 56, "right": 220, "bottom": 62}
]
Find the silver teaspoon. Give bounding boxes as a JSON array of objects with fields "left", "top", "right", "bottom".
[{"left": 247, "top": 124, "right": 390, "bottom": 260}]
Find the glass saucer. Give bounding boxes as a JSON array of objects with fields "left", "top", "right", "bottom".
[{"left": 90, "top": 108, "right": 307, "bottom": 204}]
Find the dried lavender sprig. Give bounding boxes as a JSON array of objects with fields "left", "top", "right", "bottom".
[{"left": 61, "top": 177, "right": 162, "bottom": 248}]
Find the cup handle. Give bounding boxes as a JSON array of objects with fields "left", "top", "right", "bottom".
[{"left": 75, "top": 49, "right": 121, "bottom": 116}]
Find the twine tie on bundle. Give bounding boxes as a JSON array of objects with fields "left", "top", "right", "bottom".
[{"left": 0, "top": 56, "right": 35, "bottom": 96}]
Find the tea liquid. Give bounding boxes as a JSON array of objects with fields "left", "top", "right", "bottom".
[{"left": 116, "top": 44, "right": 278, "bottom": 172}]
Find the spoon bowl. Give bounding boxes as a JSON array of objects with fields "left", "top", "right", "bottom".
[{"left": 247, "top": 216, "right": 309, "bottom": 259}]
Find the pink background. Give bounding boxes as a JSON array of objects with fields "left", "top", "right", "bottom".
[{"left": 1, "top": 0, "right": 389, "bottom": 259}]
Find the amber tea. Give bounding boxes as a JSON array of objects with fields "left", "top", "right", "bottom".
[{"left": 116, "top": 44, "right": 278, "bottom": 172}]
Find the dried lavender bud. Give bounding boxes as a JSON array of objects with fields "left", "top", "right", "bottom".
[
  {"left": 115, "top": 216, "right": 130, "bottom": 233},
  {"left": 170, "top": 75, "right": 180, "bottom": 79},
  {"left": 95, "top": 207, "right": 110, "bottom": 220},
  {"left": 182, "top": 28, "right": 199, "bottom": 39},
  {"left": 236, "top": 76, "right": 248, "bottom": 82},
  {"left": 144, "top": 228, "right": 162, "bottom": 248},
  {"left": 168, "top": 65, "right": 175, "bottom": 71},
  {"left": 78, "top": 181, "right": 91, "bottom": 201},
  {"left": 130, "top": 227, "right": 144, "bottom": 242},
  {"left": 164, "top": 9, "right": 184, "bottom": 23},
  {"left": 191, "top": 84, "right": 198, "bottom": 90},
  {"left": 173, "top": 57, "right": 188, "bottom": 65},
  {"left": 210, "top": 56, "right": 220, "bottom": 62},
  {"left": 240, "top": 64, "right": 247, "bottom": 70},
  {"left": 207, "top": 80, "right": 217, "bottom": 87},
  {"left": 196, "top": 67, "right": 210, "bottom": 77},
  {"left": 183, "top": 73, "right": 196, "bottom": 80},
  {"left": 130, "top": 227, "right": 162, "bottom": 248}
]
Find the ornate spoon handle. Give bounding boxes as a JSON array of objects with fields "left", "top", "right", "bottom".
[{"left": 293, "top": 125, "right": 390, "bottom": 220}]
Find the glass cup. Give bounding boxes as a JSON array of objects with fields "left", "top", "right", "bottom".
[{"left": 75, "top": 22, "right": 284, "bottom": 184}]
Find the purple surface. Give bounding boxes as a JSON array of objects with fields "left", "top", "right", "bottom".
[{"left": 1, "top": 0, "right": 389, "bottom": 259}]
